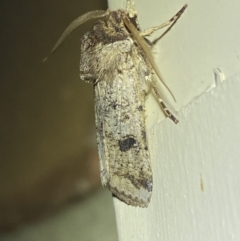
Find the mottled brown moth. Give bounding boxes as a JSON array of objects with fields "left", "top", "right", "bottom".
[{"left": 45, "top": 0, "right": 187, "bottom": 207}]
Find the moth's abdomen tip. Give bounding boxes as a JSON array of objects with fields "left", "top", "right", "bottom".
[
  {"left": 112, "top": 193, "right": 151, "bottom": 208},
  {"left": 109, "top": 177, "right": 152, "bottom": 207}
]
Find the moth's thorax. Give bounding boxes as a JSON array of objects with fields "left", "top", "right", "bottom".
[{"left": 79, "top": 9, "right": 142, "bottom": 84}]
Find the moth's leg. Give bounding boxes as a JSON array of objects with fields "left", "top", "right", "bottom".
[
  {"left": 126, "top": 0, "right": 130, "bottom": 10},
  {"left": 126, "top": 0, "right": 137, "bottom": 19},
  {"left": 141, "top": 4, "right": 187, "bottom": 37},
  {"left": 152, "top": 85, "right": 179, "bottom": 124}
]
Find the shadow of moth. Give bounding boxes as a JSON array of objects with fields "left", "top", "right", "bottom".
[{"left": 45, "top": 0, "right": 187, "bottom": 207}]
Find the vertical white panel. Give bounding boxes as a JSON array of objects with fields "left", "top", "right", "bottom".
[{"left": 114, "top": 74, "right": 240, "bottom": 241}]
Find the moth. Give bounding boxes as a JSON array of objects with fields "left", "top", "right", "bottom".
[{"left": 45, "top": 0, "right": 187, "bottom": 207}]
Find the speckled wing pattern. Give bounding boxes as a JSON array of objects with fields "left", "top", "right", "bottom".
[{"left": 80, "top": 10, "right": 153, "bottom": 207}]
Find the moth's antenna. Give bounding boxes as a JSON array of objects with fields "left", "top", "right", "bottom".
[
  {"left": 124, "top": 4, "right": 188, "bottom": 102},
  {"left": 124, "top": 17, "right": 176, "bottom": 102},
  {"left": 43, "top": 10, "right": 107, "bottom": 61}
]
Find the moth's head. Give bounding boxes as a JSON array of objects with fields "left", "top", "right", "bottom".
[
  {"left": 126, "top": 4, "right": 139, "bottom": 28},
  {"left": 126, "top": 12, "right": 139, "bottom": 30},
  {"left": 125, "top": 0, "right": 140, "bottom": 30}
]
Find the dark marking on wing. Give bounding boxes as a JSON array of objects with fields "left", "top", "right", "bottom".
[
  {"left": 140, "top": 178, "right": 152, "bottom": 192},
  {"left": 118, "top": 136, "right": 137, "bottom": 152},
  {"left": 141, "top": 130, "right": 146, "bottom": 139},
  {"left": 125, "top": 172, "right": 152, "bottom": 191},
  {"left": 138, "top": 105, "right": 143, "bottom": 111}
]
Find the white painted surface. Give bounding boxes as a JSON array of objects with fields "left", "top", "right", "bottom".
[
  {"left": 109, "top": 0, "right": 240, "bottom": 240},
  {"left": 114, "top": 73, "right": 240, "bottom": 240}
]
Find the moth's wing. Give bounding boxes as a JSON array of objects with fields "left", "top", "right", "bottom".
[{"left": 94, "top": 41, "right": 153, "bottom": 207}]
